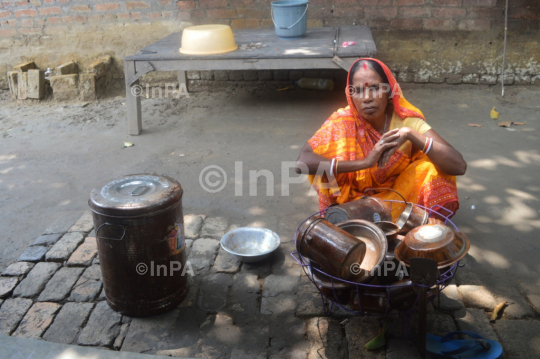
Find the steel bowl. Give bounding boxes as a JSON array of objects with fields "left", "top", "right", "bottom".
[{"left": 220, "top": 227, "right": 280, "bottom": 263}]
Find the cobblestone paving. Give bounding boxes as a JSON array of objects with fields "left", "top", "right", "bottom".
[{"left": 0, "top": 211, "right": 539, "bottom": 358}]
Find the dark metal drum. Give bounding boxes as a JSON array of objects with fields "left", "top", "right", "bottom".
[{"left": 88, "top": 174, "right": 188, "bottom": 317}]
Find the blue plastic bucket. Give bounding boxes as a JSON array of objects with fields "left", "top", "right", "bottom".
[{"left": 271, "top": 0, "right": 308, "bottom": 40}]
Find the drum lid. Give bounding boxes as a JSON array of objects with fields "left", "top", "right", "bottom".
[{"left": 89, "top": 173, "right": 183, "bottom": 217}]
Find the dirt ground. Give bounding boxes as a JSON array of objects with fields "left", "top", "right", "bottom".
[{"left": 1, "top": 82, "right": 539, "bottom": 297}]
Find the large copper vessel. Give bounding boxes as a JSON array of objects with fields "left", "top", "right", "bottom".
[
  {"left": 88, "top": 174, "right": 188, "bottom": 317},
  {"left": 296, "top": 218, "right": 367, "bottom": 281},
  {"left": 324, "top": 195, "right": 392, "bottom": 224}
]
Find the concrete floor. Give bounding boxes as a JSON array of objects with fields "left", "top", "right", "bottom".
[{"left": 1, "top": 82, "right": 539, "bottom": 296}]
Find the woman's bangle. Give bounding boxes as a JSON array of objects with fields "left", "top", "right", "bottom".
[
  {"left": 422, "top": 137, "right": 430, "bottom": 152},
  {"left": 425, "top": 138, "right": 434, "bottom": 155},
  {"left": 330, "top": 158, "right": 336, "bottom": 176}
]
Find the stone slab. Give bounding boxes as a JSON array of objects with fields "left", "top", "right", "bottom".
[
  {"left": 345, "top": 316, "right": 384, "bottom": 359},
  {"left": 197, "top": 273, "right": 233, "bottom": 312},
  {"left": 261, "top": 293, "right": 297, "bottom": 315},
  {"left": 31, "top": 233, "right": 62, "bottom": 247},
  {"left": 66, "top": 236, "right": 98, "bottom": 267},
  {"left": 2, "top": 334, "right": 185, "bottom": 359},
  {"left": 79, "top": 73, "right": 96, "bottom": 101},
  {"left": 78, "top": 301, "right": 122, "bottom": 346},
  {"left": 13, "top": 262, "right": 61, "bottom": 298},
  {"left": 184, "top": 214, "right": 205, "bottom": 239},
  {"left": 492, "top": 285, "right": 535, "bottom": 319},
  {"left": 187, "top": 237, "right": 219, "bottom": 273},
  {"left": 46, "top": 232, "right": 85, "bottom": 262},
  {"left": 184, "top": 239, "right": 193, "bottom": 259},
  {"left": 268, "top": 316, "right": 309, "bottom": 359},
  {"left": 114, "top": 323, "right": 130, "bottom": 350},
  {"left": 435, "top": 284, "right": 464, "bottom": 311},
  {"left": 57, "top": 61, "right": 79, "bottom": 75},
  {"left": 2, "top": 262, "right": 35, "bottom": 276},
  {"left": 43, "top": 211, "right": 82, "bottom": 235},
  {"left": 263, "top": 274, "right": 299, "bottom": 297},
  {"left": 51, "top": 74, "right": 79, "bottom": 101},
  {"left": 454, "top": 308, "right": 498, "bottom": 341},
  {"left": 68, "top": 265, "right": 102, "bottom": 302},
  {"left": 458, "top": 285, "right": 498, "bottom": 310},
  {"left": 494, "top": 320, "right": 540, "bottom": 358},
  {"left": 38, "top": 267, "right": 84, "bottom": 302},
  {"left": 122, "top": 307, "right": 206, "bottom": 353},
  {"left": 7, "top": 71, "right": 18, "bottom": 99},
  {"left": 17, "top": 71, "right": 28, "bottom": 100},
  {"left": 13, "top": 302, "right": 61, "bottom": 339},
  {"left": 43, "top": 302, "right": 94, "bottom": 344},
  {"left": 200, "top": 217, "right": 228, "bottom": 239},
  {"left": 212, "top": 248, "right": 241, "bottom": 273},
  {"left": 18, "top": 246, "right": 48, "bottom": 263},
  {"left": 306, "top": 317, "right": 347, "bottom": 359},
  {"left": 0, "top": 277, "right": 19, "bottom": 298},
  {"left": 69, "top": 211, "right": 94, "bottom": 233},
  {"left": 0, "top": 298, "right": 33, "bottom": 335}
]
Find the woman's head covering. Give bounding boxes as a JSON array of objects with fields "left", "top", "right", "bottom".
[{"left": 346, "top": 58, "right": 425, "bottom": 121}]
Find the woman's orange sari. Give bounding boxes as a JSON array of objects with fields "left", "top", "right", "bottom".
[{"left": 308, "top": 58, "right": 459, "bottom": 220}]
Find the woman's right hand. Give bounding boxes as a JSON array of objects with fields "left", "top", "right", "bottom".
[{"left": 365, "top": 129, "right": 399, "bottom": 168}]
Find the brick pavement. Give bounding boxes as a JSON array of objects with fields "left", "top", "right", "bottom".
[{"left": 0, "top": 211, "right": 539, "bottom": 358}]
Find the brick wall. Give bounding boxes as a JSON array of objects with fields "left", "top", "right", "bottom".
[{"left": 0, "top": 0, "right": 537, "bottom": 36}]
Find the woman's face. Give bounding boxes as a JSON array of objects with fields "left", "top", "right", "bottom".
[{"left": 349, "top": 66, "right": 389, "bottom": 122}]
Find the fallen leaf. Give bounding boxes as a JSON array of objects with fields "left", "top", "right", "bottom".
[
  {"left": 513, "top": 122, "right": 526, "bottom": 126},
  {"left": 467, "top": 124, "right": 483, "bottom": 127},
  {"left": 490, "top": 106, "right": 499, "bottom": 120},
  {"left": 490, "top": 301, "right": 508, "bottom": 322},
  {"left": 498, "top": 121, "right": 513, "bottom": 128},
  {"left": 365, "top": 327, "right": 385, "bottom": 350}
]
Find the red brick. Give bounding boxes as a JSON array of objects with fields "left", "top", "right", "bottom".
[
  {"left": 362, "top": 18, "right": 391, "bottom": 29},
  {"left": 333, "top": 7, "right": 363, "bottom": 17},
  {"left": 206, "top": 9, "right": 237, "bottom": 18},
  {"left": 62, "top": 15, "right": 86, "bottom": 23},
  {"left": 39, "top": 7, "right": 62, "bottom": 15},
  {"left": 44, "top": 25, "right": 68, "bottom": 34},
  {"left": 8, "top": 19, "right": 16, "bottom": 26},
  {"left": 434, "top": 7, "right": 466, "bottom": 18},
  {"left": 96, "top": 3, "right": 120, "bottom": 11},
  {"left": 131, "top": 12, "right": 142, "bottom": 19},
  {"left": 0, "top": 10, "right": 10, "bottom": 18},
  {"left": 231, "top": 18, "right": 246, "bottom": 28},
  {"left": 390, "top": 18, "right": 423, "bottom": 30},
  {"left": 56, "top": 0, "right": 70, "bottom": 3},
  {"left": 87, "top": 14, "right": 101, "bottom": 22},
  {"left": 126, "top": 1, "right": 150, "bottom": 9},
  {"left": 47, "top": 16, "right": 61, "bottom": 23},
  {"left": 17, "top": 0, "right": 29, "bottom": 5},
  {"left": 0, "top": 28, "right": 16, "bottom": 36},
  {"left": 398, "top": 7, "right": 431, "bottom": 18},
  {"left": 462, "top": 0, "right": 496, "bottom": 6},
  {"left": 44, "top": 0, "right": 53, "bottom": 3},
  {"left": 433, "top": 0, "right": 462, "bottom": 5},
  {"left": 199, "top": 0, "right": 227, "bottom": 8},
  {"left": 365, "top": 6, "right": 397, "bottom": 19},
  {"left": 159, "top": 0, "right": 172, "bottom": 5},
  {"left": 103, "top": 13, "right": 116, "bottom": 21},
  {"left": 236, "top": 8, "right": 266, "bottom": 18},
  {"left": 21, "top": 18, "right": 32, "bottom": 27},
  {"left": 467, "top": 7, "right": 503, "bottom": 18},
  {"left": 358, "top": 0, "right": 391, "bottom": 4},
  {"left": 190, "top": 9, "right": 205, "bottom": 19},
  {"left": 393, "top": 0, "right": 425, "bottom": 5},
  {"left": 423, "top": 18, "right": 457, "bottom": 30},
  {"left": 14, "top": 9, "right": 38, "bottom": 17},
  {"left": 20, "top": 27, "right": 42, "bottom": 34},
  {"left": 332, "top": 0, "right": 356, "bottom": 4},
  {"left": 245, "top": 18, "right": 259, "bottom": 28},
  {"left": 177, "top": 0, "right": 196, "bottom": 9},
  {"left": 117, "top": 12, "right": 130, "bottom": 19},
  {"left": 458, "top": 19, "right": 491, "bottom": 30},
  {"left": 178, "top": 10, "right": 190, "bottom": 20},
  {"left": 147, "top": 12, "right": 161, "bottom": 19},
  {"left": 71, "top": 5, "right": 91, "bottom": 12},
  {"left": 34, "top": 18, "right": 45, "bottom": 26},
  {"left": 261, "top": 18, "right": 273, "bottom": 28},
  {"left": 162, "top": 10, "right": 173, "bottom": 18},
  {"left": 229, "top": 0, "right": 255, "bottom": 6},
  {"left": 509, "top": 7, "right": 538, "bottom": 20}
]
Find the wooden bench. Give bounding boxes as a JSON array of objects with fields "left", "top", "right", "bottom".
[{"left": 123, "top": 25, "right": 377, "bottom": 135}]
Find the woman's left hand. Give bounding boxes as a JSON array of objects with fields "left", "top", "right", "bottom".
[{"left": 378, "top": 127, "right": 410, "bottom": 167}]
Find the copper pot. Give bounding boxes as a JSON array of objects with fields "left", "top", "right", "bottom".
[
  {"left": 396, "top": 203, "right": 429, "bottom": 235},
  {"left": 296, "top": 218, "right": 367, "bottom": 281},
  {"left": 325, "top": 195, "right": 391, "bottom": 224}
]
